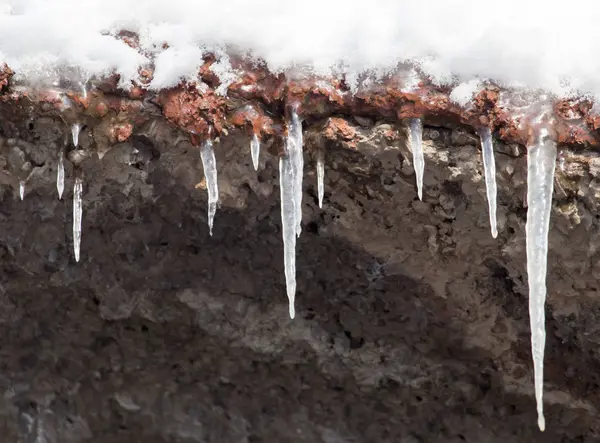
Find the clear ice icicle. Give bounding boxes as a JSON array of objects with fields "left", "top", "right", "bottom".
[
  {"left": 279, "top": 108, "right": 305, "bottom": 319},
  {"left": 289, "top": 108, "right": 304, "bottom": 237},
  {"left": 317, "top": 151, "right": 325, "bottom": 209},
  {"left": 57, "top": 151, "right": 65, "bottom": 200},
  {"left": 409, "top": 118, "right": 425, "bottom": 200},
  {"left": 19, "top": 181, "right": 24, "bottom": 201},
  {"left": 200, "top": 140, "right": 219, "bottom": 236},
  {"left": 251, "top": 133, "right": 260, "bottom": 171},
  {"left": 73, "top": 177, "right": 83, "bottom": 262},
  {"left": 526, "top": 127, "right": 557, "bottom": 432},
  {"left": 71, "top": 123, "right": 81, "bottom": 147},
  {"left": 479, "top": 128, "right": 498, "bottom": 238}
]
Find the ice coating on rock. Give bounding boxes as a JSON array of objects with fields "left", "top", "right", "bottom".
[
  {"left": 18, "top": 181, "right": 24, "bottom": 201},
  {"left": 317, "top": 150, "right": 325, "bottom": 209},
  {"left": 409, "top": 118, "right": 425, "bottom": 200},
  {"left": 526, "top": 127, "right": 557, "bottom": 432},
  {"left": 479, "top": 127, "right": 498, "bottom": 238},
  {"left": 200, "top": 140, "right": 219, "bottom": 236},
  {"left": 73, "top": 177, "right": 83, "bottom": 262},
  {"left": 57, "top": 151, "right": 64, "bottom": 200},
  {"left": 289, "top": 108, "right": 304, "bottom": 236},
  {"left": 71, "top": 123, "right": 81, "bottom": 147},
  {"left": 251, "top": 133, "right": 260, "bottom": 171}
]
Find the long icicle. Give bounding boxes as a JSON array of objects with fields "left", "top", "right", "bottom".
[
  {"left": 409, "top": 118, "right": 425, "bottom": 200},
  {"left": 317, "top": 150, "right": 325, "bottom": 209},
  {"left": 251, "top": 133, "right": 260, "bottom": 171},
  {"left": 73, "top": 177, "right": 83, "bottom": 262},
  {"left": 526, "top": 127, "right": 556, "bottom": 432},
  {"left": 289, "top": 108, "right": 304, "bottom": 237},
  {"left": 57, "top": 151, "right": 65, "bottom": 200},
  {"left": 479, "top": 127, "right": 498, "bottom": 238},
  {"left": 19, "top": 181, "right": 24, "bottom": 201},
  {"left": 200, "top": 140, "right": 219, "bottom": 236}
]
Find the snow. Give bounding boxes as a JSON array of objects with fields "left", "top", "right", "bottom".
[
  {"left": 479, "top": 128, "right": 498, "bottom": 238},
  {"left": 1, "top": 0, "right": 600, "bottom": 99},
  {"left": 200, "top": 140, "right": 219, "bottom": 236},
  {"left": 526, "top": 127, "right": 557, "bottom": 432},
  {"left": 409, "top": 118, "right": 424, "bottom": 201}
]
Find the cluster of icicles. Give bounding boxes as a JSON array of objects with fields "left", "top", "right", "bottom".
[{"left": 36, "top": 109, "right": 553, "bottom": 431}]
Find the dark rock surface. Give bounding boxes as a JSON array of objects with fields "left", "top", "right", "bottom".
[{"left": 0, "top": 103, "right": 597, "bottom": 442}]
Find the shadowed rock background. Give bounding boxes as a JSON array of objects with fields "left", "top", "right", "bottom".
[{"left": 0, "top": 65, "right": 599, "bottom": 442}]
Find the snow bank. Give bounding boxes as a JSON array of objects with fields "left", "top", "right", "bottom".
[{"left": 0, "top": 0, "right": 599, "bottom": 98}]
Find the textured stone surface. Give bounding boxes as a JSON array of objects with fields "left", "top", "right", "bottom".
[{"left": 0, "top": 69, "right": 598, "bottom": 442}]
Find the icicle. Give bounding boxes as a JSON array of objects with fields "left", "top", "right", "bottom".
[
  {"left": 289, "top": 108, "right": 304, "bottom": 237},
  {"left": 251, "top": 133, "right": 260, "bottom": 171},
  {"left": 71, "top": 123, "right": 81, "bottom": 147},
  {"left": 317, "top": 150, "right": 325, "bottom": 209},
  {"left": 526, "top": 127, "right": 556, "bottom": 432},
  {"left": 57, "top": 151, "right": 65, "bottom": 200},
  {"left": 18, "top": 181, "right": 24, "bottom": 201},
  {"left": 279, "top": 108, "right": 305, "bottom": 319},
  {"left": 409, "top": 118, "right": 425, "bottom": 200},
  {"left": 200, "top": 140, "right": 219, "bottom": 236},
  {"left": 73, "top": 177, "right": 83, "bottom": 262},
  {"left": 479, "top": 127, "right": 498, "bottom": 238}
]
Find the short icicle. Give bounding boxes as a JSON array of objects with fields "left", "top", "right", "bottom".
[
  {"left": 526, "top": 127, "right": 557, "bottom": 432},
  {"left": 71, "top": 123, "right": 81, "bottom": 147},
  {"left": 200, "top": 140, "right": 219, "bottom": 236},
  {"left": 73, "top": 176, "right": 83, "bottom": 262},
  {"left": 279, "top": 107, "right": 305, "bottom": 319},
  {"left": 479, "top": 127, "right": 498, "bottom": 238},
  {"left": 250, "top": 133, "right": 260, "bottom": 171},
  {"left": 317, "top": 150, "right": 325, "bottom": 209},
  {"left": 19, "top": 181, "right": 25, "bottom": 201},
  {"left": 57, "top": 151, "right": 65, "bottom": 200},
  {"left": 409, "top": 118, "right": 425, "bottom": 200}
]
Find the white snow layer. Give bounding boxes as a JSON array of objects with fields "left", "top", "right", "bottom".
[{"left": 2, "top": 0, "right": 600, "bottom": 98}]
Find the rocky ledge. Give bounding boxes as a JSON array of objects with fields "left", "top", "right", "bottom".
[{"left": 0, "top": 57, "right": 598, "bottom": 442}]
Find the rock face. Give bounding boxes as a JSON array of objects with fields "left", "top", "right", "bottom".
[{"left": 0, "top": 65, "right": 599, "bottom": 442}]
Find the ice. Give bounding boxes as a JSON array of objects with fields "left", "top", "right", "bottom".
[
  {"left": 479, "top": 127, "right": 498, "bottom": 238},
  {"left": 288, "top": 108, "right": 304, "bottom": 237},
  {"left": 317, "top": 150, "right": 325, "bottom": 209},
  {"left": 71, "top": 123, "right": 81, "bottom": 147},
  {"left": 18, "top": 181, "right": 24, "bottom": 201},
  {"left": 279, "top": 108, "right": 305, "bottom": 319},
  {"left": 409, "top": 118, "right": 425, "bottom": 200},
  {"left": 250, "top": 133, "right": 260, "bottom": 171},
  {"left": 526, "top": 127, "right": 557, "bottom": 432},
  {"left": 57, "top": 151, "right": 65, "bottom": 200},
  {"left": 200, "top": 140, "right": 219, "bottom": 236},
  {"left": 73, "top": 177, "right": 83, "bottom": 262}
]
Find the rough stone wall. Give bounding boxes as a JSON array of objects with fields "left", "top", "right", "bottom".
[{"left": 0, "top": 62, "right": 599, "bottom": 442}]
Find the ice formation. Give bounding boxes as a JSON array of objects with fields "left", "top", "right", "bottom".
[
  {"left": 317, "top": 151, "right": 325, "bottom": 209},
  {"left": 250, "top": 133, "right": 260, "bottom": 171},
  {"left": 57, "top": 151, "right": 65, "bottom": 200},
  {"left": 279, "top": 108, "right": 305, "bottom": 319},
  {"left": 200, "top": 140, "right": 219, "bottom": 236},
  {"left": 71, "top": 123, "right": 81, "bottom": 147},
  {"left": 409, "top": 118, "right": 425, "bottom": 200},
  {"left": 526, "top": 127, "right": 557, "bottom": 432},
  {"left": 479, "top": 127, "right": 498, "bottom": 238},
  {"left": 73, "top": 177, "right": 83, "bottom": 262},
  {"left": 18, "top": 181, "right": 24, "bottom": 201}
]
